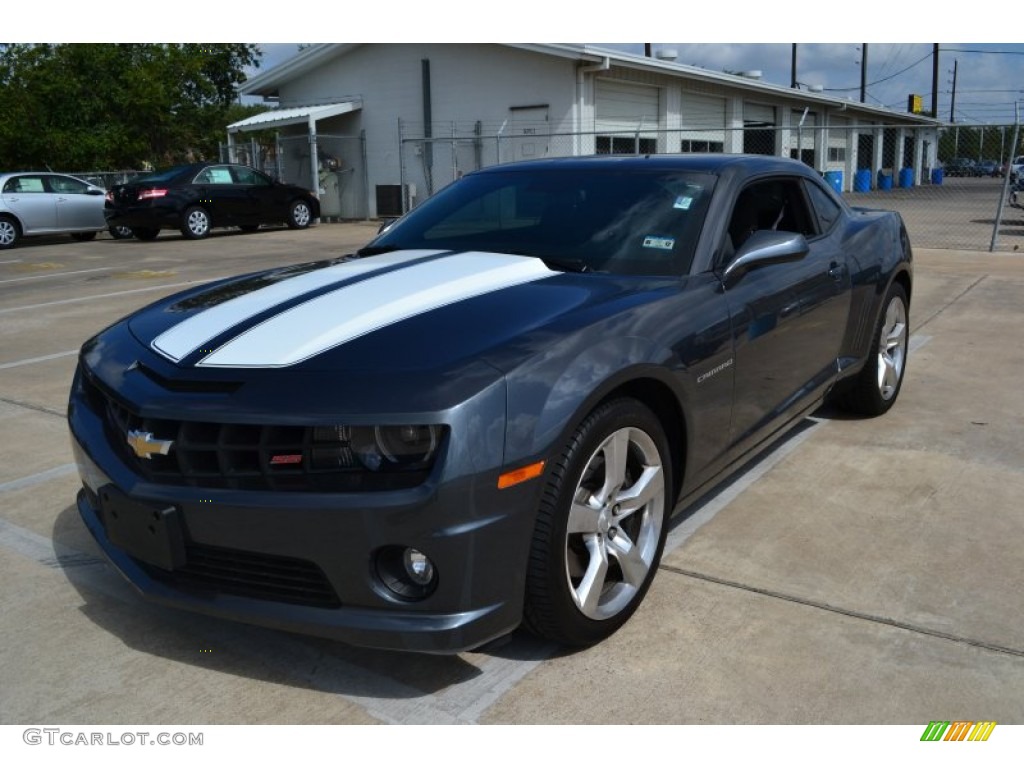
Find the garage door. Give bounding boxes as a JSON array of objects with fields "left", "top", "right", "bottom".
[
  {"left": 680, "top": 91, "right": 726, "bottom": 153},
  {"left": 595, "top": 80, "right": 659, "bottom": 153}
]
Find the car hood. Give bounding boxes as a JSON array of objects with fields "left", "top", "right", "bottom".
[{"left": 125, "top": 249, "right": 678, "bottom": 375}]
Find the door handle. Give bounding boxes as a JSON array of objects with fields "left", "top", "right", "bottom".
[{"left": 828, "top": 262, "right": 847, "bottom": 281}]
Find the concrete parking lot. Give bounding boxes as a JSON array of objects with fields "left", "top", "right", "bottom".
[{"left": 1, "top": 222, "right": 1023, "bottom": 724}]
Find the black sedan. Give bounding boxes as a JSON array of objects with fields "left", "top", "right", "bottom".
[
  {"left": 104, "top": 162, "right": 320, "bottom": 241},
  {"left": 68, "top": 155, "right": 911, "bottom": 653}
]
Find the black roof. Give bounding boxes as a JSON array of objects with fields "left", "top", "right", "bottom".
[{"left": 473, "top": 153, "right": 817, "bottom": 177}]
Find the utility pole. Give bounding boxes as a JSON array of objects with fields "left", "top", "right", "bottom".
[
  {"left": 860, "top": 44, "right": 868, "bottom": 102},
  {"left": 949, "top": 59, "right": 958, "bottom": 123},
  {"left": 931, "top": 44, "right": 939, "bottom": 118},
  {"left": 791, "top": 44, "right": 798, "bottom": 89}
]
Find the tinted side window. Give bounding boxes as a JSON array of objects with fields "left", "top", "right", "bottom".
[
  {"left": 724, "top": 176, "right": 817, "bottom": 259},
  {"left": 804, "top": 181, "right": 842, "bottom": 233},
  {"left": 231, "top": 166, "right": 271, "bottom": 186}
]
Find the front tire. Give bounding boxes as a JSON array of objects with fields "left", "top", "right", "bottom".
[
  {"left": 836, "top": 282, "right": 909, "bottom": 416},
  {"left": 181, "top": 206, "right": 211, "bottom": 239},
  {"left": 0, "top": 216, "right": 20, "bottom": 249},
  {"left": 286, "top": 199, "right": 312, "bottom": 229},
  {"left": 109, "top": 225, "right": 134, "bottom": 240},
  {"left": 523, "top": 398, "right": 671, "bottom": 647}
]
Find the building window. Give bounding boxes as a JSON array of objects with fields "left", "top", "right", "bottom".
[
  {"left": 680, "top": 140, "right": 724, "bottom": 153},
  {"left": 827, "top": 147, "right": 846, "bottom": 163},
  {"left": 596, "top": 136, "right": 658, "bottom": 155}
]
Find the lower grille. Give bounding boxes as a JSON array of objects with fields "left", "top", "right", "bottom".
[{"left": 145, "top": 544, "right": 341, "bottom": 609}]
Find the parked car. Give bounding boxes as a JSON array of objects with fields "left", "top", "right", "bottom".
[
  {"left": 104, "top": 163, "right": 320, "bottom": 241},
  {"left": 1011, "top": 156, "right": 1024, "bottom": 182},
  {"left": 69, "top": 155, "right": 912, "bottom": 653},
  {"left": 943, "top": 157, "right": 978, "bottom": 177},
  {"left": 973, "top": 159, "right": 1002, "bottom": 177},
  {"left": 0, "top": 172, "right": 108, "bottom": 249},
  {"left": 1009, "top": 177, "right": 1024, "bottom": 208}
]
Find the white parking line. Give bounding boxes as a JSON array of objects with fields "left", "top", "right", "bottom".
[
  {"left": 0, "top": 278, "right": 227, "bottom": 315},
  {"left": 0, "top": 464, "right": 77, "bottom": 494},
  {"left": 0, "top": 259, "right": 24, "bottom": 264},
  {"left": 0, "top": 266, "right": 113, "bottom": 285},
  {"left": 0, "top": 350, "right": 78, "bottom": 370}
]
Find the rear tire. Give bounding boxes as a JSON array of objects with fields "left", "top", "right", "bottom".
[
  {"left": 109, "top": 225, "right": 134, "bottom": 240},
  {"left": 835, "top": 283, "right": 909, "bottom": 416},
  {"left": 0, "top": 216, "right": 20, "bottom": 249},
  {"left": 181, "top": 206, "right": 211, "bottom": 239},
  {"left": 523, "top": 398, "right": 671, "bottom": 647}
]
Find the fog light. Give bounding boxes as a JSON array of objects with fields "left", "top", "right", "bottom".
[
  {"left": 374, "top": 545, "right": 439, "bottom": 601},
  {"left": 403, "top": 548, "right": 435, "bottom": 586}
]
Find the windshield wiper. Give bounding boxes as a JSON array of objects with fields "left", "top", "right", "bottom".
[
  {"left": 354, "top": 244, "right": 401, "bottom": 257},
  {"left": 539, "top": 256, "right": 591, "bottom": 273}
]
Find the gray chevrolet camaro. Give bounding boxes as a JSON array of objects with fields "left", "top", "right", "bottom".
[{"left": 68, "top": 154, "right": 912, "bottom": 653}]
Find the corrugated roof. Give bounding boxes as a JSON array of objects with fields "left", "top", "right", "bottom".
[{"left": 227, "top": 100, "right": 362, "bottom": 133}]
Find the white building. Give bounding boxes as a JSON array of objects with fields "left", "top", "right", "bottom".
[{"left": 234, "top": 44, "right": 942, "bottom": 218}]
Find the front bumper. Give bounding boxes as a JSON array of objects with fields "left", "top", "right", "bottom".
[{"left": 68, "top": 358, "right": 540, "bottom": 654}]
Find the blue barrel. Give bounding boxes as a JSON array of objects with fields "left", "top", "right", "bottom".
[
  {"left": 899, "top": 167, "right": 914, "bottom": 188},
  {"left": 878, "top": 172, "right": 893, "bottom": 190},
  {"left": 824, "top": 170, "right": 843, "bottom": 194},
  {"left": 854, "top": 169, "right": 872, "bottom": 192},
  {"left": 931, "top": 168, "right": 944, "bottom": 185}
]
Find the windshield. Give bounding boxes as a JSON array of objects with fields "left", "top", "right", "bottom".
[{"left": 368, "top": 168, "right": 715, "bottom": 276}]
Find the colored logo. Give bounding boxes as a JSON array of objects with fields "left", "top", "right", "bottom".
[
  {"left": 920, "top": 721, "right": 996, "bottom": 742},
  {"left": 126, "top": 430, "right": 174, "bottom": 460}
]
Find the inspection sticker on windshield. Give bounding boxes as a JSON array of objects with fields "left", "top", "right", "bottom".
[
  {"left": 673, "top": 195, "right": 694, "bottom": 210},
  {"left": 643, "top": 235, "right": 675, "bottom": 250}
]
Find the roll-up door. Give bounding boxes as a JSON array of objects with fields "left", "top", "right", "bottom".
[
  {"left": 680, "top": 92, "right": 726, "bottom": 152},
  {"left": 595, "top": 80, "right": 659, "bottom": 154}
]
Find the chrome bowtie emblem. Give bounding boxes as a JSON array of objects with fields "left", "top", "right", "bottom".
[{"left": 126, "top": 430, "right": 174, "bottom": 460}]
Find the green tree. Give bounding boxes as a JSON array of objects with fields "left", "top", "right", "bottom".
[{"left": 0, "top": 44, "right": 260, "bottom": 171}]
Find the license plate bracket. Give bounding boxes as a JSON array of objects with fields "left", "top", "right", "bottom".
[{"left": 99, "top": 485, "right": 186, "bottom": 571}]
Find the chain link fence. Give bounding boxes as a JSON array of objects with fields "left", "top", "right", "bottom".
[{"left": 398, "top": 120, "right": 1023, "bottom": 253}]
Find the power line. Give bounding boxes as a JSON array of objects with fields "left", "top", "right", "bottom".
[{"left": 823, "top": 50, "right": 933, "bottom": 92}]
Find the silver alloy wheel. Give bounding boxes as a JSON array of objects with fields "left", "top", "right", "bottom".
[
  {"left": 0, "top": 219, "right": 16, "bottom": 247},
  {"left": 291, "top": 202, "right": 311, "bottom": 227},
  {"left": 564, "top": 427, "right": 665, "bottom": 620},
  {"left": 876, "top": 294, "right": 908, "bottom": 401},
  {"left": 186, "top": 209, "right": 210, "bottom": 237}
]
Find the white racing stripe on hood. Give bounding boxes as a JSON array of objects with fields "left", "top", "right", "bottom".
[
  {"left": 152, "top": 250, "right": 443, "bottom": 362},
  {"left": 196, "top": 252, "right": 555, "bottom": 368}
]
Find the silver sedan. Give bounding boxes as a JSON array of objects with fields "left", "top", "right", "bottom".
[{"left": 0, "top": 172, "right": 109, "bottom": 249}]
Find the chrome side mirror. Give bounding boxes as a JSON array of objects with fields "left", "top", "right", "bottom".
[{"left": 723, "top": 230, "right": 809, "bottom": 285}]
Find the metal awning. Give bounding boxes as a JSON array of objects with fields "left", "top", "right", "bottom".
[{"left": 227, "top": 100, "right": 362, "bottom": 133}]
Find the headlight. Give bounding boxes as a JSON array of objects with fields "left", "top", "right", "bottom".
[{"left": 311, "top": 425, "right": 443, "bottom": 473}]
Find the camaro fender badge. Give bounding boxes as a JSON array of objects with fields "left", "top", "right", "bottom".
[
  {"left": 126, "top": 430, "right": 174, "bottom": 460},
  {"left": 696, "top": 357, "right": 734, "bottom": 384}
]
